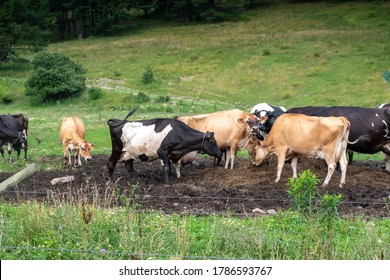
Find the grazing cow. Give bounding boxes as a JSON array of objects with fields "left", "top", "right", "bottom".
[
  {"left": 287, "top": 106, "right": 390, "bottom": 171},
  {"left": 178, "top": 109, "right": 250, "bottom": 169},
  {"left": 252, "top": 114, "right": 354, "bottom": 187},
  {"left": 249, "top": 103, "right": 287, "bottom": 140},
  {"left": 59, "top": 116, "right": 94, "bottom": 167},
  {"left": 0, "top": 114, "right": 28, "bottom": 161},
  {"left": 107, "top": 109, "right": 222, "bottom": 183}
]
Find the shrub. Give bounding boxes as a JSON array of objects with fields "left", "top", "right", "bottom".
[
  {"left": 136, "top": 92, "right": 151, "bottom": 103},
  {"left": 142, "top": 66, "right": 155, "bottom": 85},
  {"left": 25, "top": 51, "right": 86, "bottom": 103},
  {"left": 88, "top": 87, "right": 104, "bottom": 101},
  {"left": 155, "top": 95, "right": 170, "bottom": 103},
  {"left": 0, "top": 84, "right": 14, "bottom": 104},
  {"left": 287, "top": 169, "right": 320, "bottom": 215}
]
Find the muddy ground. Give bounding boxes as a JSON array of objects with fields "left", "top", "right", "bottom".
[{"left": 1, "top": 155, "right": 389, "bottom": 218}]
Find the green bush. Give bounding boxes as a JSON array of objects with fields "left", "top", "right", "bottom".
[
  {"left": 136, "top": 92, "right": 151, "bottom": 103},
  {"left": 88, "top": 87, "right": 104, "bottom": 101},
  {"left": 142, "top": 66, "right": 155, "bottom": 85},
  {"left": 0, "top": 84, "right": 14, "bottom": 104},
  {"left": 287, "top": 169, "right": 320, "bottom": 215},
  {"left": 25, "top": 51, "right": 86, "bottom": 103}
]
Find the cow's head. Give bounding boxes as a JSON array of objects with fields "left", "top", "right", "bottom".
[
  {"left": 201, "top": 131, "right": 223, "bottom": 159},
  {"left": 77, "top": 141, "right": 94, "bottom": 161},
  {"left": 251, "top": 140, "right": 269, "bottom": 166},
  {"left": 245, "top": 114, "right": 265, "bottom": 140}
]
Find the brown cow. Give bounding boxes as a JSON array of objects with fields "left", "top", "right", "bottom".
[
  {"left": 178, "top": 109, "right": 250, "bottom": 169},
  {"left": 59, "top": 116, "right": 94, "bottom": 167},
  {"left": 252, "top": 113, "right": 353, "bottom": 187}
]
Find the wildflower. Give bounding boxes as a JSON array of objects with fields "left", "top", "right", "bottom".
[{"left": 101, "top": 248, "right": 107, "bottom": 254}]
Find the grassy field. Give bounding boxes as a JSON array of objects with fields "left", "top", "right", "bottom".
[{"left": 0, "top": 2, "right": 390, "bottom": 260}]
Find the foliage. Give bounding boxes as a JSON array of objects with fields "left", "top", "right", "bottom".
[
  {"left": 287, "top": 170, "right": 320, "bottom": 215},
  {"left": 25, "top": 51, "right": 86, "bottom": 103},
  {"left": 142, "top": 66, "right": 155, "bottom": 85},
  {"left": 287, "top": 169, "right": 343, "bottom": 220},
  {"left": 0, "top": 83, "right": 14, "bottom": 104},
  {"left": 0, "top": 0, "right": 53, "bottom": 63},
  {"left": 88, "top": 87, "right": 104, "bottom": 101}
]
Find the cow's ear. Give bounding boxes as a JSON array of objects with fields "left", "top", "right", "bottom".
[
  {"left": 238, "top": 118, "right": 245, "bottom": 124},
  {"left": 90, "top": 144, "right": 95, "bottom": 150}
]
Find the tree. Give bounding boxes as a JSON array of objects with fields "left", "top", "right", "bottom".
[{"left": 0, "top": 0, "right": 54, "bottom": 64}]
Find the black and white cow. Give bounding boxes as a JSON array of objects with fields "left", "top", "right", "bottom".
[
  {"left": 0, "top": 114, "right": 27, "bottom": 161},
  {"left": 249, "top": 102, "right": 286, "bottom": 140},
  {"left": 107, "top": 109, "right": 223, "bottom": 183},
  {"left": 286, "top": 106, "right": 390, "bottom": 171}
]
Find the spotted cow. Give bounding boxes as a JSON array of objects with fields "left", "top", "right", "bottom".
[{"left": 107, "top": 109, "right": 222, "bottom": 183}]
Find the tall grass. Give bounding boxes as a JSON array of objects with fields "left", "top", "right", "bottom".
[{"left": 1, "top": 194, "right": 389, "bottom": 260}]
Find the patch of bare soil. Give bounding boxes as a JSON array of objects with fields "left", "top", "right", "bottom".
[{"left": 1, "top": 155, "right": 389, "bottom": 218}]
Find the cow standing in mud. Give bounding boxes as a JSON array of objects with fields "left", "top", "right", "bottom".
[
  {"left": 252, "top": 114, "right": 354, "bottom": 187},
  {"left": 0, "top": 114, "right": 29, "bottom": 161},
  {"left": 60, "top": 116, "right": 94, "bottom": 167},
  {"left": 178, "top": 109, "right": 250, "bottom": 169},
  {"left": 287, "top": 105, "right": 390, "bottom": 171},
  {"left": 107, "top": 109, "right": 222, "bottom": 183}
]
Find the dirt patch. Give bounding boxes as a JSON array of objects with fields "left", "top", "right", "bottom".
[{"left": 1, "top": 155, "right": 389, "bottom": 218}]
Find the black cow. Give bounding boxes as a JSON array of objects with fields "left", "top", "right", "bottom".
[
  {"left": 0, "top": 114, "right": 27, "bottom": 161},
  {"left": 249, "top": 102, "right": 287, "bottom": 140},
  {"left": 107, "top": 109, "right": 223, "bottom": 183},
  {"left": 286, "top": 106, "right": 390, "bottom": 171}
]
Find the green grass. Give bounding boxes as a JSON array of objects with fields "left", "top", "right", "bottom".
[{"left": 0, "top": 201, "right": 389, "bottom": 260}]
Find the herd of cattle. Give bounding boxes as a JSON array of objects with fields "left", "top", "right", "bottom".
[{"left": 1, "top": 103, "right": 389, "bottom": 187}]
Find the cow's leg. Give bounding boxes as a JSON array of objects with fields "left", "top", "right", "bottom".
[
  {"left": 76, "top": 148, "right": 82, "bottom": 166},
  {"left": 323, "top": 157, "right": 337, "bottom": 187},
  {"left": 7, "top": 143, "right": 13, "bottom": 162},
  {"left": 24, "top": 144, "right": 28, "bottom": 161},
  {"left": 157, "top": 150, "right": 170, "bottom": 183},
  {"left": 347, "top": 150, "right": 354, "bottom": 165},
  {"left": 224, "top": 149, "right": 231, "bottom": 169},
  {"left": 16, "top": 148, "right": 21, "bottom": 160},
  {"left": 67, "top": 147, "right": 73, "bottom": 167},
  {"left": 174, "top": 160, "right": 181, "bottom": 178},
  {"left": 275, "top": 148, "right": 287, "bottom": 183},
  {"left": 290, "top": 156, "right": 298, "bottom": 178},
  {"left": 124, "top": 159, "right": 135, "bottom": 175},
  {"left": 338, "top": 151, "right": 348, "bottom": 188},
  {"left": 384, "top": 153, "right": 390, "bottom": 172}
]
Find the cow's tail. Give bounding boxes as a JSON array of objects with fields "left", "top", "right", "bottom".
[
  {"left": 107, "top": 108, "right": 137, "bottom": 127},
  {"left": 29, "top": 131, "right": 41, "bottom": 144},
  {"left": 346, "top": 134, "right": 370, "bottom": 145}
]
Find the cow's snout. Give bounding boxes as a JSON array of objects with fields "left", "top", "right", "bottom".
[{"left": 85, "top": 157, "right": 92, "bottom": 161}]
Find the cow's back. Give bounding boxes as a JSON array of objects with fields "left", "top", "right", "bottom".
[
  {"left": 60, "top": 116, "right": 85, "bottom": 141},
  {"left": 265, "top": 114, "right": 347, "bottom": 152},
  {"left": 179, "top": 109, "right": 249, "bottom": 148}
]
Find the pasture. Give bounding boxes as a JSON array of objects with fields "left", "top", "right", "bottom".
[{"left": 0, "top": 1, "right": 390, "bottom": 260}]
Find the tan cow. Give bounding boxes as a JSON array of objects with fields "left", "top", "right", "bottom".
[
  {"left": 59, "top": 116, "right": 94, "bottom": 167},
  {"left": 252, "top": 113, "right": 352, "bottom": 187},
  {"left": 178, "top": 109, "right": 250, "bottom": 169}
]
